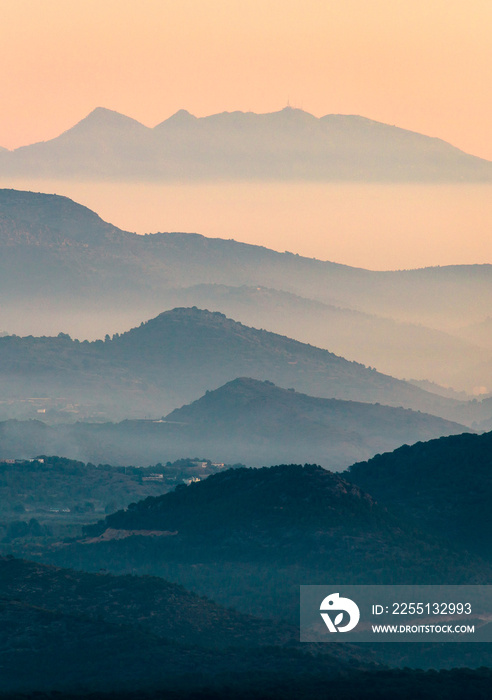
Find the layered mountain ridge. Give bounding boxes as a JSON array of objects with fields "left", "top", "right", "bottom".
[
  {"left": 2, "top": 189, "right": 492, "bottom": 409},
  {"left": 0, "top": 377, "right": 470, "bottom": 469},
  {"left": 0, "top": 306, "right": 476, "bottom": 425},
  {"left": 2, "top": 188, "right": 492, "bottom": 331}
]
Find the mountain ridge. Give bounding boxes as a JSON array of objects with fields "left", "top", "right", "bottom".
[
  {"left": 0, "top": 375, "right": 472, "bottom": 469},
  {"left": 2, "top": 189, "right": 492, "bottom": 394},
  {"left": 346, "top": 430, "right": 492, "bottom": 554},
  {"left": 2, "top": 107, "right": 491, "bottom": 181},
  {"left": 159, "top": 377, "right": 469, "bottom": 468},
  {"left": 0, "top": 305, "right": 485, "bottom": 427}
]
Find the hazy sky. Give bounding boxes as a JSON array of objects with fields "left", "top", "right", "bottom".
[{"left": 1, "top": 0, "right": 492, "bottom": 159}]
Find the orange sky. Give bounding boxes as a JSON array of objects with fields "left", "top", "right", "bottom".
[{"left": 1, "top": 0, "right": 492, "bottom": 159}]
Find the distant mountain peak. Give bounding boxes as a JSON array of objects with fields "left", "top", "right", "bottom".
[
  {"left": 278, "top": 105, "right": 317, "bottom": 119},
  {"left": 223, "top": 377, "right": 276, "bottom": 389},
  {"left": 60, "top": 107, "right": 149, "bottom": 136},
  {"left": 118, "top": 307, "right": 241, "bottom": 342},
  {"left": 164, "top": 377, "right": 283, "bottom": 417},
  {"left": 89, "top": 106, "right": 124, "bottom": 118},
  {"left": 163, "top": 376, "right": 467, "bottom": 442},
  {"left": 156, "top": 109, "right": 198, "bottom": 128}
]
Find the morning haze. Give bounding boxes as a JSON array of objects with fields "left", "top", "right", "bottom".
[
  {"left": 1, "top": 104, "right": 491, "bottom": 270},
  {"left": 2, "top": 1, "right": 492, "bottom": 696}
]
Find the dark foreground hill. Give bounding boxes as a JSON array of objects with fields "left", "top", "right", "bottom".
[
  {"left": 35, "top": 462, "right": 492, "bottom": 672},
  {"left": 0, "top": 306, "right": 478, "bottom": 424},
  {"left": 346, "top": 431, "right": 492, "bottom": 554},
  {"left": 0, "top": 557, "right": 295, "bottom": 650},
  {"left": 45, "top": 465, "right": 491, "bottom": 627},
  {"left": 0, "top": 379, "right": 471, "bottom": 470},
  {"left": 0, "top": 557, "right": 358, "bottom": 693},
  {"left": 1, "top": 560, "right": 491, "bottom": 697},
  {"left": 83, "top": 464, "right": 400, "bottom": 544},
  {"left": 1, "top": 670, "right": 491, "bottom": 700},
  {"left": 2, "top": 106, "right": 492, "bottom": 182}
]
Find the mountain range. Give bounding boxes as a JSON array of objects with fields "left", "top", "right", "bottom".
[
  {"left": 1, "top": 189, "right": 492, "bottom": 395},
  {"left": 0, "top": 557, "right": 360, "bottom": 693},
  {"left": 160, "top": 378, "right": 469, "bottom": 468},
  {"left": 0, "top": 304, "right": 486, "bottom": 428},
  {"left": 159, "top": 284, "right": 492, "bottom": 391},
  {"left": 1, "top": 108, "right": 492, "bottom": 696},
  {"left": 0, "top": 557, "right": 296, "bottom": 651},
  {"left": 49, "top": 464, "right": 475, "bottom": 613},
  {"left": 1, "top": 107, "right": 492, "bottom": 182},
  {"left": 0, "top": 378, "right": 470, "bottom": 469}
]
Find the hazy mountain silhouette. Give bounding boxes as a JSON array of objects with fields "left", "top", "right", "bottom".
[
  {"left": 2, "top": 189, "right": 492, "bottom": 395},
  {"left": 164, "top": 284, "right": 490, "bottom": 389},
  {"left": 406, "top": 378, "right": 473, "bottom": 401},
  {"left": 0, "top": 307, "right": 479, "bottom": 425},
  {"left": 1, "top": 107, "right": 492, "bottom": 181},
  {"left": 457, "top": 316, "right": 492, "bottom": 350},
  {"left": 1, "top": 107, "right": 155, "bottom": 179},
  {"left": 160, "top": 378, "right": 469, "bottom": 468},
  {"left": 2, "top": 189, "right": 492, "bottom": 331},
  {"left": 0, "top": 379, "right": 470, "bottom": 469}
]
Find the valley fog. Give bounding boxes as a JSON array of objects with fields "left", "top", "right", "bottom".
[{"left": 1, "top": 183, "right": 492, "bottom": 395}]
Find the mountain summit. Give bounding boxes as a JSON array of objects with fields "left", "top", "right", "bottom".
[{"left": 61, "top": 106, "right": 150, "bottom": 134}]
